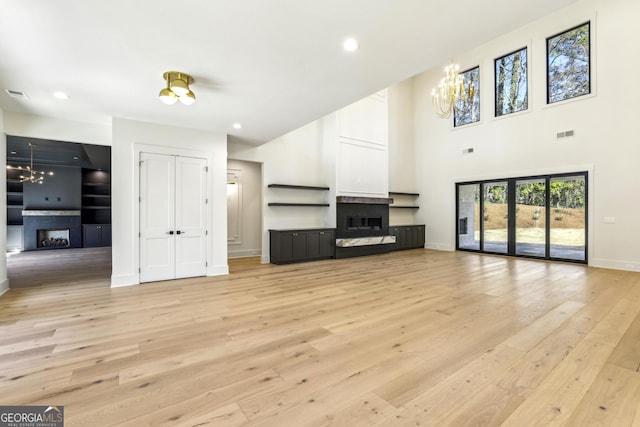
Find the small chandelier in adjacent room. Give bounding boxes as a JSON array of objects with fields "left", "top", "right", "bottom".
[
  {"left": 431, "top": 61, "right": 474, "bottom": 119},
  {"left": 159, "top": 71, "right": 196, "bottom": 105},
  {"left": 6, "top": 143, "right": 53, "bottom": 184}
]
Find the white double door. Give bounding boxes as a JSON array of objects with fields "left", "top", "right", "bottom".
[{"left": 140, "top": 153, "right": 208, "bottom": 282}]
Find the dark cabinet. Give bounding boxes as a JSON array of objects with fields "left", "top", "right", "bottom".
[
  {"left": 83, "top": 224, "right": 112, "bottom": 247},
  {"left": 270, "top": 228, "right": 335, "bottom": 264},
  {"left": 390, "top": 225, "right": 425, "bottom": 251}
]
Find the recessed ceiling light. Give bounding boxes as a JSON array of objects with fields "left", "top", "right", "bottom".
[
  {"left": 233, "top": 123, "right": 242, "bottom": 129},
  {"left": 53, "top": 91, "right": 69, "bottom": 100},
  {"left": 343, "top": 38, "right": 359, "bottom": 52}
]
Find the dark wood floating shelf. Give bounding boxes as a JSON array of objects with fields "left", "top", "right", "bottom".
[
  {"left": 390, "top": 205, "right": 420, "bottom": 209},
  {"left": 389, "top": 192, "right": 420, "bottom": 196},
  {"left": 268, "top": 203, "right": 330, "bottom": 207},
  {"left": 268, "top": 184, "right": 330, "bottom": 191}
]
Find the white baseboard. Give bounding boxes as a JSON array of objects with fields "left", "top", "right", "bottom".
[
  {"left": 590, "top": 258, "right": 640, "bottom": 272},
  {"left": 228, "top": 249, "right": 262, "bottom": 259},
  {"left": 207, "top": 264, "right": 229, "bottom": 277},
  {"left": 425, "top": 243, "right": 455, "bottom": 251},
  {"left": 111, "top": 274, "right": 140, "bottom": 288},
  {"left": 0, "top": 278, "right": 9, "bottom": 297}
]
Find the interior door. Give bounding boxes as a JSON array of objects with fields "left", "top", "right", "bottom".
[
  {"left": 140, "top": 153, "right": 176, "bottom": 282},
  {"left": 140, "top": 153, "right": 207, "bottom": 282},
  {"left": 175, "top": 156, "right": 207, "bottom": 278}
]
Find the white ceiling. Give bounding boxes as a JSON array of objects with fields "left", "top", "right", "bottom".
[{"left": 0, "top": 0, "right": 579, "bottom": 146}]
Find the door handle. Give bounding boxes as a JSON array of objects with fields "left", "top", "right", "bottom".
[
  {"left": 166, "top": 230, "right": 174, "bottom": 235},
  {"left": 176, "top": 230, "right": 183, "bottom": 235}
]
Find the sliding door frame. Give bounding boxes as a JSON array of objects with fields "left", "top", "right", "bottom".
[{"left": 456, "top": 171, "right": 588, "bottom": 264}]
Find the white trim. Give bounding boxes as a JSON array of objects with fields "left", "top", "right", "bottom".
[
  {"left": 0, "top": 279, "right": 9, "bottom": 296},
  {"left": 228, "top": 249, "right": 262, "bottom": 259},
  {"left": 207, "top": 264, "right": 229, "bottom": 277},
  {"left": 490, "top": 41, "right": 533, "bottom": 121},
  {"left": 590, "top": 258, "right": 640, "bottom": 272},
  {"left": 131, "top": 143, "right": 214, "bottom": 286},
  {"left": 541, "top": 14, "right": 598, "bottom": 110},
  {"left": 110, "top": 274, "right": 140, "bottom": 287}
]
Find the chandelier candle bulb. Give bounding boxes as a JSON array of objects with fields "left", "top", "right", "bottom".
[{"left": 431, "top": 60, "right": 473, "bottom": 119}]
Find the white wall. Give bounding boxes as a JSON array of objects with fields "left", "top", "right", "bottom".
[
  {"left": 412, "top": 0, "right": 640, "bottom": 270},
  {"left": 335, "top": 91, "right": 388, "bottom": 197},
  {"left": 3, "top": 111, "right": 111, "bottom": 146},
  {"left": 227, "top": 159, "right": 262, "bottom": 258},
  {"left": 388, "top": 80, "right": 419, "bottom": 226},
  {"left": 111, "top": 118, "right": 228, "bottom": 286},
  {"left": 0, "top": 109, "right": 8, "bottom": 296},
  {"left": 229, "top": 120, "right": 331, "bottom": 263}
]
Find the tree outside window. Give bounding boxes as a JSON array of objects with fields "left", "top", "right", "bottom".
[
  {"left": 495, "top": 47, "right": 528, "bottom": 116},
  {"left": 454, "top": 66, "right": 480, "bottom": 127},
  {"left": 547, "top": 22, "right": 590, "bottom": 104}
]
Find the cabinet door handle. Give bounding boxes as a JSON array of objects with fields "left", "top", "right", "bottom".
[{"left": 320, "top": 232, "right": 324, "bottom": 235}]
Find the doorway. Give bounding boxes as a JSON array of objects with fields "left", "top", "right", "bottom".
[
  {"left": 456, "top": 172, "right": 587, "bottom": 263},
  {"left": 5, "top": 136, "right": 113, "bottom": 289}
]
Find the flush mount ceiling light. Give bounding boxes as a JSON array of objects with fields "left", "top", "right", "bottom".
[
  {"left": 6, "top": 143, "right": 54, "bottom": 184},
  {"left": 159, "top": 71, "right": 196, "bottom": 105}
]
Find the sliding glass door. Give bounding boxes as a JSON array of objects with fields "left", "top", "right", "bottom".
[
  {"left": 456, "top": 172, "right": 587, "bottom": 263},
  {"left": 549, "top": 175, "right": 586, "bottom": 261},
  {"left": 515, "top": 178, "right": 546, "bottom": 257},
  {"left": 483, "top": 181, "right": 508, "bottom": 254},
  {"left": 457, "top": 184, "right": 480, "bottom": 250}
]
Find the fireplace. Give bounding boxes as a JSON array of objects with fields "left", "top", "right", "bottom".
[
  {"left": 335, "top": 196, "right": 396, "bottom": 258},
  {"left": 37, "top": 229, "right": 70, "bottom": 248},
  {"left": 22, "top": 210, "right": 82, "bottom": 251}
]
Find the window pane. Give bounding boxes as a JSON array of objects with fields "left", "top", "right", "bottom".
[
  {"left": 549, "top": 176, "right": 586, "bottom": 261},
  {"left": 458, "top": 184, "right": 480, "bottom": 250},
  {"left": 515, "top": 178, "right": 546, "bottom": 257},
  {"left": 454, "top": 66, "right": 480, "bottom": 127},
  {"left": 495, "top": 47, "right": 528, "bottom": 116},
  {"left": 547, "top": 22, "right": 590, "bottom": 103},
  {"left": 482, "top": 182, "right": 508, "bottom": 254}
]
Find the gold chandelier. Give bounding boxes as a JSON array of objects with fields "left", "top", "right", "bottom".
[
  {"left": 431, "top": 61, "right": 474, "bottom": 119},
  {"left": 159, "top": 71, "right": 196, "bottom": 105},
  {"left": 6, "top": 143, "right": 53, "bottom": 184}
]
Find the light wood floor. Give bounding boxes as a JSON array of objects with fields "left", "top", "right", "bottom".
[
  {"left": 1, "top": 249, "right": 640, "bottom": 426},
  {"left": 6, "top": 247, "right": 111, "bottom": 289}
]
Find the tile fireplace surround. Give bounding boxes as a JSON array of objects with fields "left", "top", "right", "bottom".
[{"left": 22, "top": 210, "right": 82, "bottom": 251}]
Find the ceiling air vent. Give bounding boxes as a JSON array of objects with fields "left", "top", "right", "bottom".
[{"left": 4, "top": 89, "right": 29, "bottom": 100}]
